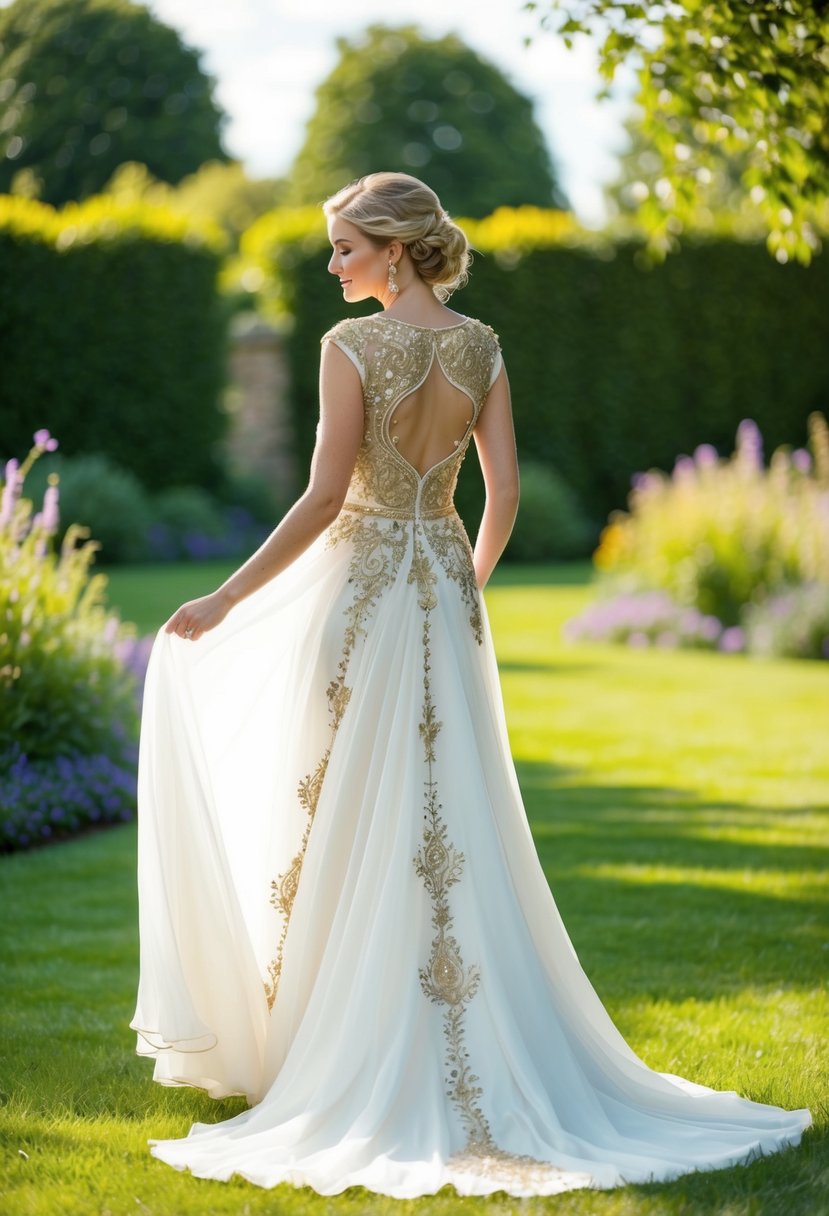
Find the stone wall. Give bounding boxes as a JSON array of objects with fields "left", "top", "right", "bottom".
[{"left": 224, "top": 316, "right": 298, "bottom": 501}]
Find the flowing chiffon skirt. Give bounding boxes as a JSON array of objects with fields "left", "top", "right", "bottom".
[{"left": 131, "top": 507, "right": 811, "bottom": 1198}]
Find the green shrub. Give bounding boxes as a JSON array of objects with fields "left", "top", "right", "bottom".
[
  {"left": 0, "top": 193, "right": 228, "bottom": 492},
  {"left": 236, "top": 205, "right": 829, "bottom": 524},
  {"left": 506, "top": 461, "right": 595, "bottom": 561},
  {"left": 0, "top": 432, "right": 138, "bottom": 763},
  {"left": 25, "top": 451, "right": 154, "bottom": 563}
]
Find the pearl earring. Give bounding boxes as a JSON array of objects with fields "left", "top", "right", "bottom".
[{"left": 387, "top": 261, "right": 399, "bottom": 294}]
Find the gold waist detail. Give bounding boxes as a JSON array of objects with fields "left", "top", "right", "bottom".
[{"left": 340, "top": 499, "right": 457, "bottom": 522}]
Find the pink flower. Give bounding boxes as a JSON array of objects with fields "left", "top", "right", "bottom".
[
  {"left": 736, "top": 419, "right": 763, "bottom": 469},
  {"left": 41, "top": 483, "right": 60, "bottom": 533},
  {"left": 1, "top": 458, "right": 22, "bottom": 527},
  {"left": 791, "top": 448, "right": 812, "bottom": 474},
  {"left": 32, "top": 428, "right": 59, "bottom": 452},
  {"left": 693, "top": 443, "right": 718, "bottom": 468}
]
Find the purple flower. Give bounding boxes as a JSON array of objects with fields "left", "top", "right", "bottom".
[
  {"left": 32, "top": 428, "right": 59, "bottom": 452},
  {"left": 736, "top": 419, "right": 763, "bottom": 469},
  {"left": 1, "top": 458, "right": 22, "bottom": 527},
  {"left": 718, "top": 626, "right": 746, "bottom": 653},
  {"left": 672, "top": 455, "right": 696, "bottom": 482},
  {"left": 41, "top": 483, "right": 60, "bottom": 533},
  {"left": 693, "top": 443, "right": 718, "bottom": 468}
]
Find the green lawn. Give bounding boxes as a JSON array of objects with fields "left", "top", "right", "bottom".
[{"left": 1, "top": 563, "right": 827, "bottom": 1216}]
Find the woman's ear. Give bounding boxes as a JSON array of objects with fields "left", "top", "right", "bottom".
[{"left": 387, "top": 239, "right": 404, "bottom": 264}]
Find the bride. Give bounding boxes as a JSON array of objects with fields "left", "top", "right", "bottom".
[{"left": 131, "top": 171, "right": 811, "bottom": 1198}]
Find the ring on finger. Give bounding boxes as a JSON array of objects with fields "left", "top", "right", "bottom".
[{"left": 184, "top": 626, "right": 194, "bottom": 638}]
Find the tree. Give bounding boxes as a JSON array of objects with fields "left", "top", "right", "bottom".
[
  {"left": 605, "top": 111, "right": 752, "bottom": 229},
  {"left": 288, "top": 24, "right": 568, "bottom": 217},
  {"left": 0, "top": 0, "right": 227, "bottom": 205},
  {"left": 528, "top": 0, "right": 829, "bottom": 263}
]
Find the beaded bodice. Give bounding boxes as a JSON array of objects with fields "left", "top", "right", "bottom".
[{"left": 321, "top": 315, "right": 501, "bottom": 519}]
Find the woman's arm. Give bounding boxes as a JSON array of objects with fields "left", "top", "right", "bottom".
[
  {"left": 165, "top": 342, "right": 364, "bottom": 640},
  {"left": 471, "top": 362, "right": 519, "bottom": 589}
]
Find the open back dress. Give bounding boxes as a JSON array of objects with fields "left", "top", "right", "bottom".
[{"left": 131, "top": 313, "right": 810, "bottom": 1198}]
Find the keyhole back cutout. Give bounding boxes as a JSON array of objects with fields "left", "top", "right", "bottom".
[{"left": 385, "top": 356, "right": 475, "bottom": 479}]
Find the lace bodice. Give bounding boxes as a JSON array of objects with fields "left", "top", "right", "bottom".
[{"left": 321, "top": 315, "right": 502, "bottom": 519}]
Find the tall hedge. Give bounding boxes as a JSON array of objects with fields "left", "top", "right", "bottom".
[
  {"left": 242, "top": 207, "right": 829, "bottom": 529},
  {"left": 0, "top": 196, "right": 228, "bottom": 490}
]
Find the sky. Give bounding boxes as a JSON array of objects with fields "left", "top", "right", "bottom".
[{"left": 140, "top": 0, "right": 639, "bottom": 226}]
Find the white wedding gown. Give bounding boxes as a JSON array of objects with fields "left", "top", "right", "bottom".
[{"left": 131, "top": 314, "right": 810, "bottom": 1198}]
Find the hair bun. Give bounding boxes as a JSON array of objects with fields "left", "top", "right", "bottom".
[{"left": 323, "top": 172, "right": 472, "bottom": 301}]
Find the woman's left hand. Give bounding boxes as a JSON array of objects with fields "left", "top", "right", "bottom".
[{"left": 164, "top": 590, "right": 233, "bottom": 642}]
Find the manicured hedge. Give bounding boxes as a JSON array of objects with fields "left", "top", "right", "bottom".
[
  {"left": 0, "top": 196, "right": 228, "bottom": 491},
  {"left": 242, "top": 207, "right": 829, "bottom": 529}
]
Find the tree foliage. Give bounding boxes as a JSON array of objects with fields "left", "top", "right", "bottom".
[
  {"left": 288, "top": 24, "right": 567, "bottom": 217},
  {"left": 104, "top": 160, "right": 289, "bottom": 243},
  {"left": 528, "top": 0, "right": 829, "bottom": 263},
  {"left": 0, "top": 0, "right": 227, "bottom": 205}
]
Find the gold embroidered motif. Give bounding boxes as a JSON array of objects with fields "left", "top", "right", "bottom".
[
  {"left": 409, "top": 520, "right": 559, "bottom": 1184},
  {"left": 321, "top": 316, "right": 500, "bottom": 521},
  {"left": 423, "top": 515, "right": 483, "bottom": 644},
  {"left": 411, "top": 547, "right": 495, "bottom": 1150},
  {"left": 407, "top": 529, "right": 438, "bottom": 612},
  {"left": 264, "top": 513, "right": 408, "bottom": 1011}
]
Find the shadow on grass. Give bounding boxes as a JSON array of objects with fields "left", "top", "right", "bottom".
[
  {"left": 517, "top": 759, "right": 828, "bottom": 999},
  {"left": 489, "top": 560, "right": 595, "bottom": 588}
]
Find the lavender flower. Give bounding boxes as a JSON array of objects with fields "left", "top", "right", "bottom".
[
  {"left": 40, "top": 482, "right": 60, "bottom": 533},
  {"left": 791, "top": 448, "right": 812, "bottom": 475},
  {"left": 1, "top": 458, "right": 22, "bottom": 527},
  {"left": 718, "top": 626, "right": 746, "bottom": 653},
  {"left": 32, "top": 428, "right": 59, "bottom": 452},
  {"left": 693, "top": 443, "right": 719, "bottom": 468},
  {"left": 672, "top": 455, "right": 696, "bottom": 482},
  {"left": 736, "top": 418, "right": 763, "bottom": 470}
]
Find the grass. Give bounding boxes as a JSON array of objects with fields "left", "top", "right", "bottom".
[{"left": 1, "top": 562, "right": 827, "bottom": 1216}]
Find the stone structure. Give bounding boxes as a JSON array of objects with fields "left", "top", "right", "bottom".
[{"left": 225, "top": 316, "right": 298, "bottom": 501}]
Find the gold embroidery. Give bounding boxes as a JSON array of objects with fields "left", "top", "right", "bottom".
[
  {"left": 411, "top": 537, "right": 494, "bottom": 1149},
  {"left": 407, "top": 528, "right": 438, "bottom": 612},
  {"left": 423, "top": 515, "right": 483, "bottom": 644},
  {"left": 321, "top": 316, "right": 500, "bottom": 521},
  {"left": 264, "top": 513, "right": 408, "bottom": 1011},
  {"left": 410, "top": 523, "right": 560, "bottom": 1185}
]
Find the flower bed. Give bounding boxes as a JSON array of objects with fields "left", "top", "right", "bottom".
[
  {"left": 566, "top": 415, "right": 829, "bottom": 660},
  {"left": 1, "top": 432, "right": 141, "bottom": 851}
]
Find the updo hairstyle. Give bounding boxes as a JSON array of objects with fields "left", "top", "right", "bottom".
[{"left": 323, "top": 172, "right": 471, "bottom": 301}]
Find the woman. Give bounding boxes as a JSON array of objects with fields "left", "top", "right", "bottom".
[{"left": 132, "top": 172, "right": 810, "bottom": 1198}]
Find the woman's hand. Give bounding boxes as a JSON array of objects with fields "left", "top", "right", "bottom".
[{"left": 164, "top": 590, "right": 233, "bottom": 642}]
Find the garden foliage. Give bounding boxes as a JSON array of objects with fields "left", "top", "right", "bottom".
[
  {"left": 23, "top": 451, "right": 271, "bottom": 564},
  {"left": 568, "top": 414, "right": 829, "bottom": 659},
  {"left": 235, "top": 205, "right": 829, "bottom": 532},
  {"left": 0, "top": 432, "right": 139, "bottom": 850},
  {"left": 0, "top": 193, "right": 228, "bottom": 492},
  {"left": 0, "top": 0, "right": 227, "bottom": 205}
]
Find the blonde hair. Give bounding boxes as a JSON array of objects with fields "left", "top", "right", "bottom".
[{"left": 323, "top": 172, "right": 471, "bottom": 301}]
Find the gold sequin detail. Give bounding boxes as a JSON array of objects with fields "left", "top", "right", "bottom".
[{"left": 263, "top": 514, "right": 408, "bottom": 1010}]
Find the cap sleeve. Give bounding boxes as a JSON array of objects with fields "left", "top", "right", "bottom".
[{"left": 320, "top": 319, "right": 366, "bottom": 383}]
